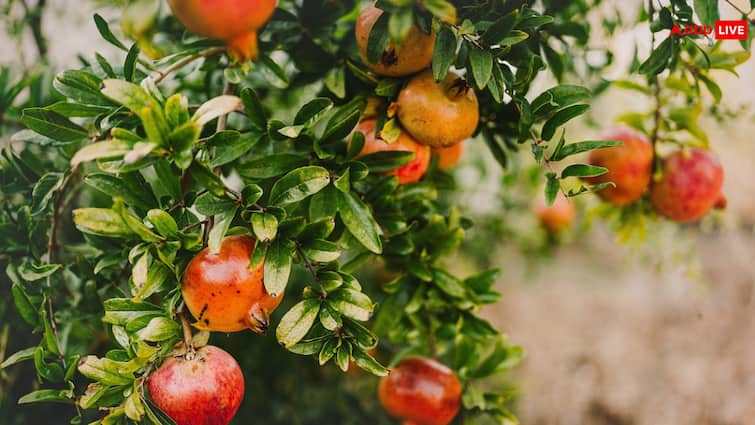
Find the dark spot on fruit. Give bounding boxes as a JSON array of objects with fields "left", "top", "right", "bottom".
[
  {"left": 204, "top": 319, "right": 210, "bottom": 325},
  {"left": 381, "top": 47, "right": 399, "bottom": 66},
  {"left": 236, "top": 290, "right": 240, "bottom": 294},
  {"left": 198, "top": 303, "right": 209, "bottom": 320}
]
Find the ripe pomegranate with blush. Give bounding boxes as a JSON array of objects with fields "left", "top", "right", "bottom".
[
  {"left": 167, "top": 0, "right": 277, "bottom": 61},
  {"left": 379, "top": 356, "right": 462, "bottom": 425},
  {"left": 350, "top": 119, "right": 431, "bottom": 184},
  {"left": 650, "top": 148, "right": 724, "bottom": 223},
  {"left": 182, "top": 235, "right": 282, "bottom": 333},
  {"left": 355, "top": 4, "right": 436, "bottom": 77},
  {"left": 147, "top": 345, "right": 244, "bottom": 425},
  {"left": 533, "top": 192, "right": 576, "bottom": 233},
  {"left": 396, "top": 70, "right": 479, "bottom": 148},
  {"left": 583, "top": 127, "right": 653, "bottom": 206}
]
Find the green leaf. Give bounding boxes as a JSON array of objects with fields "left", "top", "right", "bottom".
[
  {"left": 698, "top": 72, "right": 722, "bottom": 104},
  {"left": 207, "top": 207, "right": 237, "bottom": 254},
  {"left": 319, "top": 304, "right": 342, "bottom": 331},
  {"left": 468, "top": 48, "right": 493, "bottom": 90},
  {"left": 192, "top": 95, "right": 242, "bottom": 127},
  {"left": 187, "top": 162, "right": 226, "bottom": 196},
  {"left": 325, "top": 66, "right": 346, "bottom": 99},
  {"left": 541, "top": 104, "right": 590, "bottom": 141},
  {"left": 240, "top": 87, "right": 267, "bottom": 130},
  {"left": 388, "top": 7, "right": 413, "bottom": 43},
  {"left": 124, "top": 43, "right": 139, "bottom": 82},
  {"left": 337, "top": 191, "right": 382, "bottom": 254},
  {"left": 71, "top": 140, "right": 133, "bottom": 166},
  {"left": 152, "top": 159, "right": 182, "bottom": 201},
  {"left": 328, "top": 289, "right": 374, "bottom": 321},
  {"left": 500, "top": 30, "right": 529, "bottom": 46},
  {"left": 1, "top": 347, "right": 36, "bottom": 369},
  {"left": 639, "top": 37, "right": 673, "bottom": 75},
  {"left": 531, "top": 85, "right": 591, "bottom": 118},
  {"left": 133, "top": 259, "right": 171, "bottom": 301},
  {"left": 432, "top": 26, "right": 458, "bottom": 82},
  {"left": 295, "top": 97, "right": 333, "bottom": 126},
  {"left": 45, "top": 101, "right": 110, "bottom": 117},
  {"left": 309, "top": 185, "right": 339, "bottom": 221},
  {"left": 259, "top": 54, "right": 289, "bottom": 85},
  {"left": 549, "top": 140, "right": 622, "bottom": 161},
  {"left": 544, "top": 173, "right": 559, "bottom": 206},
  {"left": 561, "top": 164, "right": 608, "bottom": 178},
  {"left": 102, "top": 298, "right": 163, "bottom": 328},
  {"left": 73, "top": 208, "right": 134, "bottom": 237},
  {"left": 352, "top": 347, "right": 389, "bottom": 376},
  {"left": 487, "top": 63, "right": 506, "bottom": 103},
  {"left": 100, "top": 79, "right": 156, "bottom": 115},
  {"left": 366, "top": 12, "right": 390, "bottom": 64},
  {"left": 12, "top": 284, "right": 38, "bottom": 326},
  {"left": 423, "top": 0, "right": 457, "bottom": 24},
  {"left": 53, "top": 69, "right": 109, "bottom": 105},
  {"left": 112, "top": 199, "right": 161, "bottom": 242},
  {"left": 251, "top": 212, "right": 278, "bottom": 242},
  {"left": 358, "top": 151, "right": 414, "bottom": 173},
  {"left": 264, "top": 239, "right": 294, "bottom": 297},
  {"left": 481, "top": 11, "right": 518, "bottom": 45},
  {"left": 78, "top": 356, "right": 134, "bottom": 386},
  {"left": 694, "top": 0, "right": 719, "bottom": 26},
  {"left": 94, "top": 14, "right": 128, "bottom": 51},
  {"left": 18, "top": 389, "right": 73, "bottom": 405},
  {"left": 31, "top": 172, "right": 63, "bottom": 216},
  {"left": 85, "top": 173, "right": 158, "bottom": 210},
  {"left": 322, "top": 101, "right": 362, "bottom": 143},
  {"left": 21, "top": 108, "right": 89, "bottom": 142},
  {"left": 193, "top": 192, "right": 237, "bottom": 216},
  {"left": 146, "top": 210, "right": 178, "bottom": 239},
  {"left": 276, "top": 299, "right": 321, "bottom": 348},
  {"left": 301, "top": 239, "right": 341, "bottom": 263},
  {"left": 268, "top": 166, "right": 331, "bottom": 205},
  {"left": 433, "top": 269, "right": 466, "bottom": 298},
  {"left": 238, "top": 153, "right": 308, "bottom": 180},
  {"left": 137, "top": 317, "right": 180, "bottom": 342}
]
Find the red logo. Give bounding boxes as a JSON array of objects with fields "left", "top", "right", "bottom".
[
  {"left": 670, "top": 24, "right": 713, "bottom": 36},
  {"left": 715, "top": 20, "right": 748, "bottom": 40}
]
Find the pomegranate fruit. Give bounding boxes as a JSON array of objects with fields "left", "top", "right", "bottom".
[
  {"left": 182, "top": 235, "right": 282, "bottom": 333},
  {"left": 167, "top": 0, "right": 277, "bottom": 61},
  {"left": 350, "top": 119, "right": 431, "bottom": 184},
  {"left": 583, "top": 127, "right": 653, "bottom": 206},
  {"left": 355, "top": 4, "right": 436, "bottom": 77},
  {"left": 433, "top": 141, "right": 465, "bottom": 170},
  {"left": 533, "top": 192, "right": 576, "bottom": 233},
  {"left": 650, "top": 148, "right": 724, "bottom": 223},
  {"left": 396, "top": 70, "right": 479, "bottom": 148},
  {"left": 148, "top": 345, "right": 244, "bottom": 425},
  {"left": 379, "top": 356, "right": 462, "bottom": 425}
]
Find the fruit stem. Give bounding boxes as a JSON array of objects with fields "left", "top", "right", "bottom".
[{"left": 178, "top": 309, "right": 196, "bottom": 360}]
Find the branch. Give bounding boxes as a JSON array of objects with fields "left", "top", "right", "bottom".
[
  {"left": 44, "top": 163, "right": 81, "bottom": 369},
  {"left": 153, "top": 47, "right": 226, "bottom": 84},
  {"left": 20, "top": 0, "right": 47, "bottom": 60}
]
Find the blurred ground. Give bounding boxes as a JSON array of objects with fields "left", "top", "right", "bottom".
[{"left": 482, "top": 10, "right": 755, "bottom": 422}]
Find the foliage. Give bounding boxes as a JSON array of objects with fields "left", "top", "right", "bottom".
[{"left": 0, "top": 0, "right": 752, "bottom": 424}]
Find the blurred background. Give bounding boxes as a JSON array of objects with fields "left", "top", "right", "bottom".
[{"left": 2, "top": 1, "right": 754, "bottom": 424}]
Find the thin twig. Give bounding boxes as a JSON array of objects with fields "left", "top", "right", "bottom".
[
  {"left": 648, "top": 0, "right": 663, "bottom": 171},
  {"left": 153, "top": 47, "right": 226, "bottom": 84},
  {"left": 19, "top": 0, "right": 47, "bottom": 60},
  {"left": 44, "top": 163, "right": 81, "bottom": 369}
]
